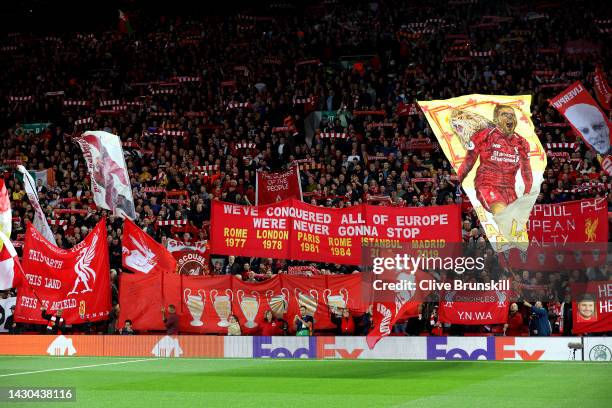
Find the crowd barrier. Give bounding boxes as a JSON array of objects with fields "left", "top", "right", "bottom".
[{"left": 2, "top": 335, "right": 611, "bottom": 361}]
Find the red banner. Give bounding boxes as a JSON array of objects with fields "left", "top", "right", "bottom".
[
  {"left": 167, "top": 239, "right": 209, "bottom": 275},
  {"left": 593, "top": 65, "right": 612, "bottom": 110},
  {"left": 15, "top": 220, "right": 111, "bottom": 324},
  {"left": 572, "top": 281, "right": 612, "bottom": 334},
  {"left": 118, "top": 272, "right": 166, "bottom": 331},
  {"left": 439, "top": 289, "right": 510, "bottom": 324},
  {"left": 210, "top": 199, "right": 461, "bottom": 264},
  {"left": 550, "top": 81, "right": 612, "bottom": 157},
  {"left": 503, "top": 198, "right": 608, "bottom": 270},
  {"left": 122, "top": 218, "right": 177, "bottom": 274},
  {"left": 119, "top": 273, "right": 365, "bottom": 334},
  {"left": 256, "top": 166, "right": 303, "bottom": 205}
]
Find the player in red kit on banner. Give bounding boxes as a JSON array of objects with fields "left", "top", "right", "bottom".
[{"left": 457, "top": 105, "right": 533, "bottom": 215}]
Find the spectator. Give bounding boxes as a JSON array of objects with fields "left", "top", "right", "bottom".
[
  {"left": 331, "top": 308, "right": 356, "bottom": 336},
  {"left": 41, "top": 306, "right": 66, "bottom": 334},
  {"left": 504, "top": 303, "right": 524, "bottom": 336},
  {"left": 260, "top": 310, "right": 283, "bottom": 336},
  {"left": 120, "top": 319, "right": 135, "bottom": 335},
  {"left": 161, "top": 305, "right": 179, "bottom": 335},
  {"left": 227, "top": 315, "right": 241, "bottom": 336},
  {"left": 294, "top": 306, "right": 314, "bottom": 336},
  {"left": 523, "top": 301, "right": 551, "bottom": 336},
  {"left": 6, "top": 305, "right": 17, "bottom": 334}
]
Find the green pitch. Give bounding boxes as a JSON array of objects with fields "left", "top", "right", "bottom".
[{"left": 1, "top": 356, "right": 611, "bottom": 408}]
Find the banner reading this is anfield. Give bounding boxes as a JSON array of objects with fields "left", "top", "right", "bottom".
[{"left": 418, "top": 95, "right": 547, "bottom": 252}]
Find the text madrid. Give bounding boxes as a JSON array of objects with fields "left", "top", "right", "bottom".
[{"left": 372, "top": 279, "right": 510, "bottom": 292}]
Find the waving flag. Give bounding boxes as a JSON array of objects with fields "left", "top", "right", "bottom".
[
  {"left": 17, "top": 166, "right": 56, "bottom": 245},
  {"left": 0, "top": 179, "right": 18, "bottom": 290},
  {"left": 119, "top": 10, "right": 133, "bottom": 35},
  {"left": 75, "top": 131, "right": 136, "bottom": 219},
  {"left": 418, "top": 95, "right": 546, "bottom": 252},
  {"left": 15, "top": 219, "right": 111, "bottom": 324},
  {"left": 550, "top": 82, "right": 612, "bottom": 176},
  {"left": 122, "top": 218, "right": 176, "bottom": 274}
]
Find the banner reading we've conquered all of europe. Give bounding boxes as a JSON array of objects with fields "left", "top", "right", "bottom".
[{"left": 209, "top": 199, "right": 462, "bottom": 264}]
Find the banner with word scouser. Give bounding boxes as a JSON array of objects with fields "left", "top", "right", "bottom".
[
  {"left": 502, "top": 198, "right": 608, "bottom": 271},
  {"left": 210, "top": 199, "right": 461, "bottom": 264}
]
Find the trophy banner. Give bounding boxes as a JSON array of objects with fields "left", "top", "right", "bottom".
[
  {"left": 232, "top": 278, "right": 282, "bottom": 334},
  {"left": 119, "top": 273, "right": 364, "bottom": 334},
  {"left": 418, "top": 95, "right": 547, "bottom": 252},
  {"left": 178, "top": 275, "right": 233, "bottom": 334}
]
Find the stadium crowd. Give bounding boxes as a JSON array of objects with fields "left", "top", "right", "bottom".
[{"left": 0, "top": 0, "right": 611, "bottom": 336}]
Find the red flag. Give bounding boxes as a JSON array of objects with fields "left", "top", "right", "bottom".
[
  {"left": 0, "top": 230, "right": 19, "bottom": 290},
  {"left": 549, "top": 81, "right": 612, "bottom": 157},
  {"left": 366, "top": 270, "right": 429, "bottom": 349},
  {"left": 122, "top": 218, "right": 176, "bottom": 274},
  {"left": 255, "top": 165, "right": 303, "bottom": 205},
  {"left": 593, "top": 65, "right": 612, "bottom": 111},
  {"left": 15, "top": 220, "right": 111, "bottom": 324}
]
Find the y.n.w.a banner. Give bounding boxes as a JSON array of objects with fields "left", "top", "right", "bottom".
[
  {"left": 550, "top": 82, "right": 612, "bottom": 174},
  {"left": 418, "top": 95, "right": 546, "bottom": 252},
  {"left": 118, "top": 273, "right": 365, "bottom": 334},
  {"left": 256, "top": 165, "right": 303, "bottom": 205},
  {"left": 210, "top": 198, "right": 461, "bottom": 264},
  {"left": 15, "top": 219, "right": 111, "bottom": 324},
  {"left": 167, "top": 239, "right": 209, "bottom": 275},
  {"left": 438, "top": 289, "right": 510, "bottom": 325},
  {"left": 571, "top": 281, "right": 612, "bottom": 334},
  {"left": 502, "top": 198, "right": 608, "bottom": 271},
  {"left": 75, "top": 131, "right": 136, "bottom": 219}
]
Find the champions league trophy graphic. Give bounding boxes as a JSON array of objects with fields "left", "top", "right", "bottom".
[
  {"left": 265, "top": 288, "right": 289, "bottom": 318},
  {"left": 294, "top": 288, "right": 319, "bottom": 315},
  {"left": 237, "top": 290, "right": 260, "bottom": 328},
  {"left": 323, "top": 288, "right": 349, "bottom": 315},
  {"left": 210, "top": 289, "right": 233, "bottom": 327},
  {"left": 183, "top": 288, "right": 205, "bottom": 327}
]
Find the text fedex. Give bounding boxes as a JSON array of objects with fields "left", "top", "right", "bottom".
[
  {"left": 427, "top": 337, "right": 545, "bottom": 361},
  {"left": 253, "top": 337, "right": 364, "bottom": 359}
]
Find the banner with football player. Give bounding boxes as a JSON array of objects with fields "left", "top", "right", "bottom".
[
  {"left": 418, "top": 95, "right": 547, "bottom": 251},
  {"left": 75, "top": 131, "right": 136, "bottom": 219},
  {"left": 14, "top": 219, "right": 111, "bottom": 324},
  {"left": 550, "top": 81, "right": 612, "bottom": 175},
  {"left": 255, "top": 165, "right": 303, "bottom": 205}
]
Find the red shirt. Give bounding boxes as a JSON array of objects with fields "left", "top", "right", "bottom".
[
  {"left": 339, "top": 317, "right": 355, "bottom": 335},
  {"left": 260, "top": 319, "right": 282, "bottom": 336},
  {"left": 506, "top": 312, "right": 524, "bottom": 336},
  {"left": 458, "top": 127, "right": 532, "bottom": 192}
]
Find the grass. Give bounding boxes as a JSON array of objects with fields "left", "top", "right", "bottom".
[{"left": 0, "top": 356, "right": 611, "bottom": 407}]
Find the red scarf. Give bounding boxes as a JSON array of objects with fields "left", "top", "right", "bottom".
[{"left": 46, "top": 315, "right": 64, "bottom": 331}]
